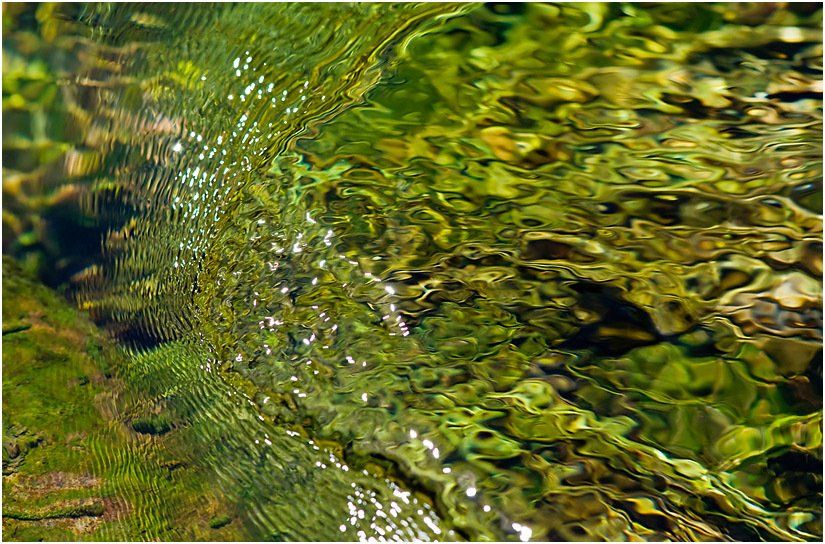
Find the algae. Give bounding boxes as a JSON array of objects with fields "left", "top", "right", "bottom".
[{"left": 2, "top": 257, "right": 252, "bottom": 541}]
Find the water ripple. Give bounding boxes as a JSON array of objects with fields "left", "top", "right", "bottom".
[{"left": 3, "top": 2, "right": 822, "bottom": 541}]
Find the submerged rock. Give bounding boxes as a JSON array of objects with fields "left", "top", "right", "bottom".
[{"left": 1, "top": 257, "right": 251, "bottom": 541}]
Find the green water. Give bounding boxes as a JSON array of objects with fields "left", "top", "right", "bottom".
[{"left": 3, "top": 2, "right": 822, "bottom": 541}]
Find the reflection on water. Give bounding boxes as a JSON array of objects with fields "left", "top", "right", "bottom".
[{"left": 3, "top": 2, "right": 822, "bottom": 541}]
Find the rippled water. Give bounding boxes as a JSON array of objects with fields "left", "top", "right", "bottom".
[{"left": 3, "top": 2, "right": 823, "bottom": 541}]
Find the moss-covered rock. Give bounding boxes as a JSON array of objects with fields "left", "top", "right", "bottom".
[{"left": 2, "top": 257, "right": 250, "bottom": 541}]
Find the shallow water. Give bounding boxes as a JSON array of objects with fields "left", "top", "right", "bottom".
[{"left": 3, "top": 2, "right": 823, "bottom": 541}]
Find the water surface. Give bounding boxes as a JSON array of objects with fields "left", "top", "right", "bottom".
[{"left": 2, "top": 2, "right": 822, "bottom": 541}]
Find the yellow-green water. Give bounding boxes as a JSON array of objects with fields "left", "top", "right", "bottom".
[{"left": 3, "top": 2, "right": 822, "bottom": 541}]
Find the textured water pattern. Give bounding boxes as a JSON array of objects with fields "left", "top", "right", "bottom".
[{"left": 3, "top": 2, "right": 823, "bottom": 541}]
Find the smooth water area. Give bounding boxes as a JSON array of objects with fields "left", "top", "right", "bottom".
[{"left": 3, "top": 3, "right": 822, "bottom": 541}]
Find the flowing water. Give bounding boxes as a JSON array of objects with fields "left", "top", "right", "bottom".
[{"left": 3, "top": 2, "right": 823, "bottom": 541}]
